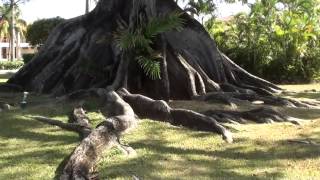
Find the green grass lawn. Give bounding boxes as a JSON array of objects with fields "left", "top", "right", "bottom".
[
  {"left": 279, "top": 84, "right": 320, "bottom": 101},
  {"left": 280, "top": 84, "right": 320, "bottom": 92},
  {"left": 0, "top": 73, "right": 11, "bottom": 83},
  {"left": 0, "top": 78, "right": 7, "bottom": 83},
  {"left": 0, "top": 82, "right": 320, "bottom": 179}
]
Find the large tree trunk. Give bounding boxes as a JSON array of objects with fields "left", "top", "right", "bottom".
[{"left": 7, "top": 0, "right": 281, "bottom": 100}]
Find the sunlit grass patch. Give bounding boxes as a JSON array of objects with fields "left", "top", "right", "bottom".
[
  {"left": 98, "top": 119, "right": 320, "bottom": 180},
  {"left": 0, "top": 73, "right": 11, "bottom": 83},
  {"left": 279, "top": 84, "right": 320, "bottom": 101},
  {"left": 279, "top": 84, "right": 320, "bottom": 92},
  {"left": 0, "top": 106, "right": 79, "bottom": 179},
  {"left": 0, "top": 85, "right": 320, "bottom": 179}
]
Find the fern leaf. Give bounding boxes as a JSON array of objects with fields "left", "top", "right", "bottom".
[
  {"left": 136, "top": 55, "right": 161, "bottom": 80},
  {"left": 144, "top": 11, "right": 185, "bottom": 39}
]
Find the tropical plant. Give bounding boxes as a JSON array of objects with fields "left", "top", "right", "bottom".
[
  {"left": 175, "top": 0, "right": 249, "bottom": 24},
  {"left": 206, "top": 0, "right": 320, "bottom": 83},
  {"left": 184, "top": 0, "right": 216, "bottom": 24},
  {"left": 114, "top": 12, "right": 185, "bottom": 79},
  {"left": 0, "top": 0, "right": 29, "bottom": 60}
]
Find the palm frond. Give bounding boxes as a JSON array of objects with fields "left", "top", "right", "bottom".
[
  {"left": 114, "top": 29, "right": 136, "bottom": 50},
  {"left": 114, "top": 29, "right": 152, "bottom": 51},
  {"left": 113, "top": 10, "right": 185, "bottom": 80},
  {"left": 136, "top": 55, "right": 161, "bottom": 80},
  {"left": 144, "top": 11, "right": 185, "bottom": 39},
  {"left": 0, "top": 20, "right": 9, "bottom": 38}
]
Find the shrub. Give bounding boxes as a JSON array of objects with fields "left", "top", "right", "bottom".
[
  {"left": 0, "top": 61, "right": 24, "bottom": 70},
  {"left": 205, "top": 0, "right": 320, "bottom": 83},
  {"left": 22, "top": 53, "right": 36, "bottom": 64},
  {"left": 26, "top": 17, "right": 65, "bottom": 46}
]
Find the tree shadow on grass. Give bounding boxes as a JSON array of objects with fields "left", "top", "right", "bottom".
[
  {"left": 0, "top": 111, "right": 77, "bottom": 144},
  {"left": 285, "top": 92, "right": 320, "bottom": 100},
  {"left": 0, "top": 107, "right": 79, "bottom": 179},
  {"left": 111, "top": 142, "right": 316, "bottom": 179},
  {"left": 280, "top": 107, "right": 320, "bottom": 120},
  {"left": 98, "top": 118, "right": 320, "bottom": 179},
  {"left": 1, "top": 95, "right": 319, "bottom": 179},
  {"left": 97, "top": 122, "right": 284, "bottom": 179}
]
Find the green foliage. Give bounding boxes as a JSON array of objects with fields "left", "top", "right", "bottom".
[
  {"left": 26, "top": 17, "right": 65, "bottom": 46},
  {"left": 22, "top": 53, "right": 35, "bottom": 64},
  {"left": 115, "top": 30, "right": 152, "bottom": 52},
  {"left": 0, "top": 3, "right": 27, "bottom": 40},
  {"left": 0, "top": 60, "right": 24, "bottom": 70},
  {"left": 137, "top": 54, "right": 161, "bottom": 80},
  {"left": 176, "top": 0, "right": 248, "bottom": 24},
  {"left": 115, "top": 12, "right": 184, "bottom": 80},
  {"left": 206, "top": 0, "right": 320, "bottom": 83},
  {"left": 186, "top": 0, "right": 216, "bottom": 15},
  {"left": 145, "top": 12, "right": 185, "bottom": 38}
]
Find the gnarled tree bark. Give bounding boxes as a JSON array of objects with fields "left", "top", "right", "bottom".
[{"left": 7, "top": 0, "right": 280, "bottom": 99}]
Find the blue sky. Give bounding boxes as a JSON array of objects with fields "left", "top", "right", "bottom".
[{"left": 19, "top": 0, "right": 250, "bottom": 23}]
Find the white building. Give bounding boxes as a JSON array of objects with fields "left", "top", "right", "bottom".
[{"left": 0, "top": 38, "right": 36, "bottom": 61}]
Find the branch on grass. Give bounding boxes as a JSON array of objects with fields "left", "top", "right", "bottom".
[
  {"left": 287, "top": 139, "right": 319, "bottom": 146},
  {"left": 195, "top": 91, "right": 320, "bottom": 109},
  {"left": 29, "top": 116, "right": 92, "bottom": 137},
  {"left": 204, "top": 107, "right": 303, "bottom": 125},
  {"left": 118, "top": 88, "right": 233, "bottom": 143},
  {"left": 60, "top": 90, "right": 138, "bottom": 180}
]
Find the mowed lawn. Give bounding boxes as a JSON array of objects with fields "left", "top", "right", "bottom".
[
  {"left": 0, "top": 80, "right": 320, "bottom": 179},
  {"left": 0, "top": 74, "right": 9, "bottom": 83}
]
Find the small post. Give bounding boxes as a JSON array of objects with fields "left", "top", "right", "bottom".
[{"left": 20, "top": 91, "right": 29, "bottom": 109}]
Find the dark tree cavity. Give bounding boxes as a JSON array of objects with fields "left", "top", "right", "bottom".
[{"left": 3, "top": 0, "right": 320, "bottom": 179}]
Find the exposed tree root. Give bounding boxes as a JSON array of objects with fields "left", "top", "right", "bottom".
[
  {"left": 30, "top": 88, "right": 235, "bottom": 178},
  {"left": 26, "top": 87, "right": 313, "bottom": 179},
  {"left": 204, "top": 107, "right": 302, "bottom": 125},
  {"left": 195, "top": 91, "right": 320, "bottom": 109},
  {"left": 31, "top": 115, "right": 92, "bottom": 137},
  {"left": 31, "top": 90, "right": 137, "bottom": 179},
  {"left": 0, "top": 101, "right": 12, "bottom": 112},
  {"left": 220, "top": 53, "right": 282, "bottom": 93},
  {"left": 117, "top": 88, "right": 233, "bottom": 143},
  {"left": 177, "top": 54, "right": 206, "bottom": 96}
]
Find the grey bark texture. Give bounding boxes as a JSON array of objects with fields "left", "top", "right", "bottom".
[{"left": 7, "top": 0, "right": 282, "bottom": 101}]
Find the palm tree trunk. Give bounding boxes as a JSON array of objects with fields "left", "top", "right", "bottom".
[
  {"left": 17, "top": 31, "right": 21, "bottom": 59},
  {"left": 0, "top": 37, "right": 3, "bottom": 60},
  {"left": 10, "top": 0, "right": 16, "bottom": 61},
  {"left": 85, "top": 0, "right": 89, "bottom": 14}
]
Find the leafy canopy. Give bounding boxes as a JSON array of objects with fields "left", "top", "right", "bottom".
[
  {"left": 206, "top": 0, "right": 320, "bottom": 82},
  {"left": 26, "top": 17, "right": 65, "bottom": 46},
  {"left": 0, "top": 3, "right": 27, "bottom": 39}
]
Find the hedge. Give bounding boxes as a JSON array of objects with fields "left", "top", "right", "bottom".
[{"left": 0, "top": 61, "right": 24, "bottom": 70}]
